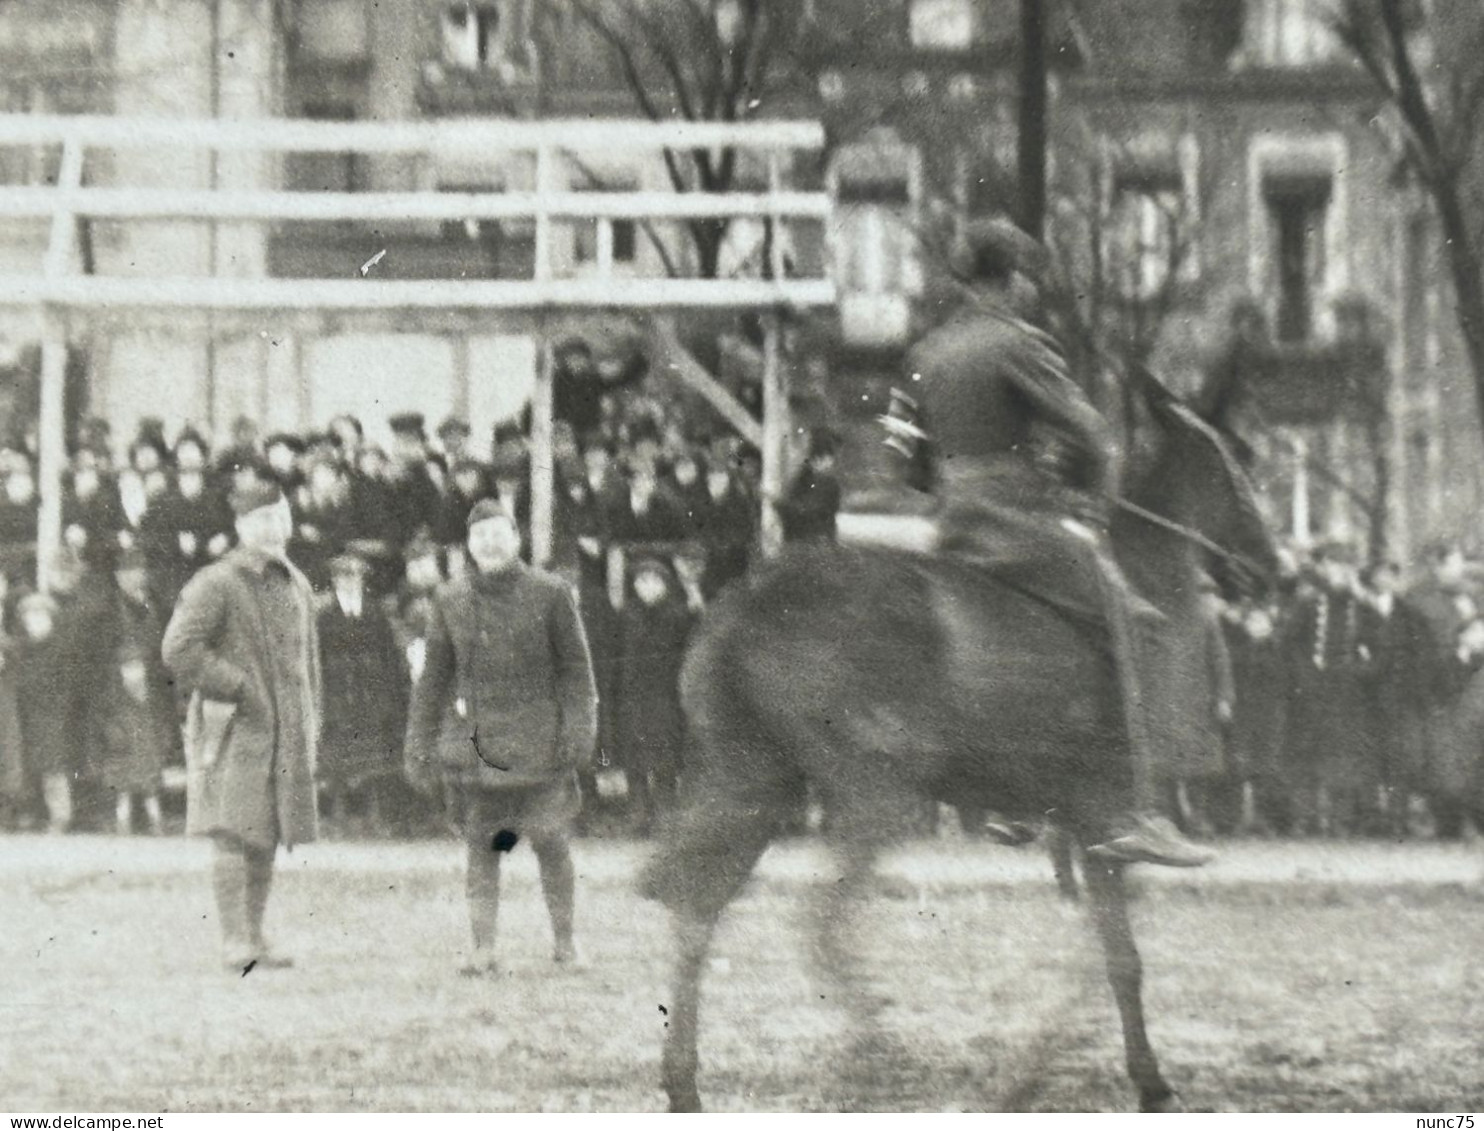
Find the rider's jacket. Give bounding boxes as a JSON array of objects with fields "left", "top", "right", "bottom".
[{"left": 905, "top": 300, "right": 1119, "bottom": 511}]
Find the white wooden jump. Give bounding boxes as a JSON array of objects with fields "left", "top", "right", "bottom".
[{"left": 0, "top": 114, "right": 837, "bottom": 588}]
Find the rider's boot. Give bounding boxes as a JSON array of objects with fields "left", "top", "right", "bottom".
[{"left": 1087, "top": 812, "right": 1214, "bottom": 868}]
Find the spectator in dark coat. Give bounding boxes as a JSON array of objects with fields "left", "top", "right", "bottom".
[
  {"left": 1282, "top": 542, "right": 1375, "bottom": 833},
  {"left": 162, "top": 471, "right": 323, "bottom": 972},
  {"left": 93, "top": 549, "right": 173, "bottom": 836},
  {"left": 317, "top": 553, "right": 409, "bottom": 830},
  {"left": 1401, "top": 543, "right": 1484, "bottom": 838},
  {"left": 15, "top": 592, "right": 75, "bottom": 833},
  {"left": 1225, "top": 598, "right": 1291, "bottom": 832},
  {"left": 696, "top": 459, "right": 755, "bottom": 598},
  {"left": 612, "top": 555, "right": 697, "bottom": 832},
  {"left": 777, "top": 431, "right": 842, "bottom": 544},
  {"left": 291, "top": 459, "right": 355, "bottom": 593},
  {"left": 63, "top": 450, "right": 124, "bottom": 573},
  {"left": 0, "top": 464, "right": 39, "bottom": 583},
  {"left": 404, "top": 502, "right": 598, "bottom": 976}
]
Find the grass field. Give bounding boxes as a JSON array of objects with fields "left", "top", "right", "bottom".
[{"left": 4, "top": 835, "right": 1483, "bottom": 1113}]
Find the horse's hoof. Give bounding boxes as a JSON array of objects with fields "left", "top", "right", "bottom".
[
  {"left": 1140, "top": 1089, "right": 1183, "bottom": 1113},
  {"left": 667, "top": 1091, "right": 703, "bottom": 1113}
]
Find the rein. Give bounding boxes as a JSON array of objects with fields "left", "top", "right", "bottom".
[{"left": 1112, "top": 496, "right": 1267, "bottom": 580}]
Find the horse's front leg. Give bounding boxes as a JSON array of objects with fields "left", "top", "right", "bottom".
[
  {"left": 1081, "top": 859, "right": 1180, "bottom": 1112},
  {"left": 661, "top": 909, "right": 718, "bottom": 1113}
]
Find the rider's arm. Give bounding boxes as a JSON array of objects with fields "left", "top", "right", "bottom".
[{"left": 1003, "top": 328, "right": 1122, "bottom": 498}]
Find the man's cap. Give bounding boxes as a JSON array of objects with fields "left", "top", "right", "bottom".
[
  {"left": 264, "top": 432, "right": 306, "bottom": 454},
  {"left": 437, "top": 415, "right": 472, "bottom": 440},
  {"left": 950, "top": 217, "right": 1050, "bottom": 287},
  {"left": 467, "top": 498, "right": 516, "bottom": 531},
  {"left": 388, "top": 412, "right": 427, "bottom": 439},
  {"left": 228, "top": 467, "right": 286, "bottom": 518},
  {"left": 329, "top": 552, "right": 370, "bottom": 578}
]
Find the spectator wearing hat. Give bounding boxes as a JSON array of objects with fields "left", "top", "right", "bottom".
[
  {"left": 214, "top": 416, "right": 261, "bottom": 479},
  {"left": 326, "top": 415, "right": 364, "bottom": 471},
  {"left": 92, "top": 547, "right": 174, "bottom": 836},
  {"left": 63, "top": 448, "right": 125, "bottom": 574},
  {"left": 162, "top": 468, "right": 322, "bottom": 972},
  {"left": 1281, "top": 540, "right": 1376, "bottom": 834},
  {"left": 437, "top": 416, "right": 475, "bottom": 466},
  {"left": 776, "top": 427, "right": 842, "bottom": 545},
  {"left": 386, "top": 413, "right": 442, "bottom": 553},
  {"left": 552, "top": 339, "right": 605, "bottom": 438},
  {"left": 612, "top": 554, "right": 697, "bottom": 833},
  {"left": 488, "top": 441, "right": 532, "bottom": 551},
  {"left": 290, "top": 457, "right": 355, "bottom": 593},
  {"left": 404, "top": 501, "right": 597, "bottom": 976},
  {"left": 696, "top": 452, "right": 755, "bottom": 599},
  {"left": 264, "top": 433, "right": 307, "bottom": 499},
  {"left": 15, "top": 592, "right": 76, "bottom": 833},
  {"left": 140, "top": 449, "right": 233, "bottom": 614},
  {"left": 317, "top": 553, "right": 409, "bottom": 834}
]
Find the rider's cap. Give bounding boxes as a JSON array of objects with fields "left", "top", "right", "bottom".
[{"left": 950, "top": 217, "right": 1050, "bottom": 287}]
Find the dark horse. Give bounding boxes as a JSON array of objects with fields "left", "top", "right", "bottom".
[{"left": 639, "top": 385, "right": 1279, "bottom": 1112}]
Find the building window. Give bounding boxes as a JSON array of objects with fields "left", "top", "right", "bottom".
[
  {"left": 1246, "top": 0, "right": 1341, "bottom": 67},
  {"left": 908, "top": 0, "right": 975, "bottom": 50},
  {"left": 1108, "top": 173, "right": 1185, "bottom": 301},
  {"left": 834, "top": 174, "right": 915, "bottom": 295},
  {"left": 286, "top": 102, "right": 361, "bottom": 193},
  {"left": 572, "top": 180, "right": 639, "bottom": 268},
  {"left": 1264, "top": 175, "right": 1332, "bottom": 342},
  {"left": 295, "top": 0, "right": 370, "bottom": 61},
  {"left": 442, "top": 2, "right": 503, "bottom": 70}
]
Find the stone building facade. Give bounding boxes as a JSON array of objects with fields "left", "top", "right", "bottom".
[{"left": 0, "top": 0, "right": 1477, "bottom": 560}]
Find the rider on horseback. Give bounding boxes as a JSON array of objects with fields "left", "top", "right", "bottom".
[{"left": 893, "top": 217, "right": 1213, "bottom": 868}]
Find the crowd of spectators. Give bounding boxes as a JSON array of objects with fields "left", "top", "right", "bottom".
[
  {"left": 0, "top": 338, "right": 846, "bottom": 838},
  {"left": 1183, "top": 539, "right": 1484, "bottom": 840}
]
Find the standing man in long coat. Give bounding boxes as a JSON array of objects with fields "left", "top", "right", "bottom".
[
  {"left": 163, "top": 468, "right": 322, "bottom": 972},
  {"left": 404, "top": 501, "right": 598, "bottom": 976}
]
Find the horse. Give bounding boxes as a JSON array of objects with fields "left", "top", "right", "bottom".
[{"left": 638, "top": 379, "right": 1279, "bottom": 1113}]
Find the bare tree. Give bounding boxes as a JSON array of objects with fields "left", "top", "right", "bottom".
[
  {"left": 1331, "top": 0, "right": 1484, "bottom": 434},
  {"left": 565, "top": 0, "right": 813, "bottom": 278}
]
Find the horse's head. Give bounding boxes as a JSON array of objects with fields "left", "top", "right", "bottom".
[{"left": 1117, "top": 367, "right": 1280, "bottom": 596}]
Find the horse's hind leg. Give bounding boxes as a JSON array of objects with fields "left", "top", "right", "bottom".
[
  {"left": 644, "top": 802, "right": 785, "bottom": 1112},
  {"left": 1081, "top": 858, "right": 1179, "bottom": 1112}
]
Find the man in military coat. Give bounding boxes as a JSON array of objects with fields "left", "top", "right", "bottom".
[
  {"left": 162, "top": 467, "right": 322, "bottom": 972},
  {"left": 404, "top": 501, "right": 598, "bottom": 975}
]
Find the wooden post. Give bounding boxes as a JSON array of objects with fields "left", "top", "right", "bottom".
[
  {"left": 530, "top": 325, "right": 556, "bottom": 567},
  {"left": 36, "top": 313, "right": 67, "bottom": 595},
  {"left": 37, "top": 137, "right": 83, "bottom": 594},
  {"left": 759, "top": 310, "right": 788, "bottom": 558}
]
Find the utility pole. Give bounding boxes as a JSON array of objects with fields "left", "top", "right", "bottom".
[{"left": 1016, "top": 0, "right": 1048, "bottom": 239}]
